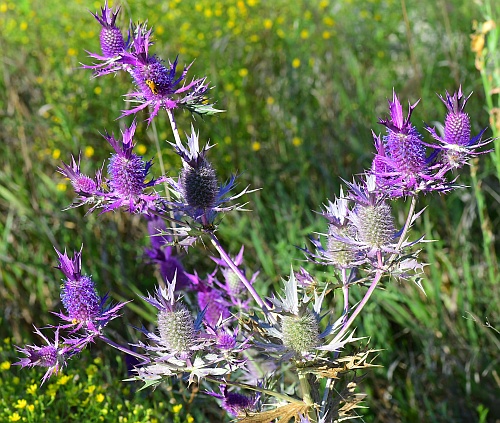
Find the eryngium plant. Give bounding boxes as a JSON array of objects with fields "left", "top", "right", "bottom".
[{"left": 14, "top": 2, "right": 493, "bottom": 422}]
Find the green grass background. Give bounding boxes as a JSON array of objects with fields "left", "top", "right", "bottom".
[{"left": 0, "top": 0, "right": 499, "bottom": 422}]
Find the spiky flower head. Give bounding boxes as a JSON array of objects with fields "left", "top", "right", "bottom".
[
  {"left": 103, "top": 120, "right": 165, "bottom": 213},
  {"left": 118, "top": 26, "right": 221, "bottom": 124},
  {"left": 141, "top": 276, "right": 198, "bottom": 356},
  {"left": 14, "top": 327, "right": 81, "bottom": 385},
  {"left": 281, "top": 310, "right": 320, "bottom": 355},
  {"left": 425, "top": 87, "right": 490, "bottom": 169},
  {"left": 54, "top": 247, "right": 127, "bottom": 333},
  {"left": 166, "top": 127, "right": 252, "bottom": 228},
  {"left": 58, "top": 155, "right": 104, "bottom": 212},
  {"left": 56, "top": 247, "right": 101, "bottom": 325},
  {"left": 92, "top": 1, "right": 125, "bottom": 58},
  {"left": 346, "top": 176, "right": 396, "bottom": 252},
  {"left": 84, "top": 1, "right": 130, "bottom": 76}
]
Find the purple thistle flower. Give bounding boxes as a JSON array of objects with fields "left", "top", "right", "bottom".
[
  {"left": 58, "top": 155, "right": 104, "bottom": 212},
  {"left": 206, "top": 385, "right": 259, "bottom": 417},
  {"left": 54, "top": 247, "right": 127, "bottom": 333},
  {"left": 14, "top": 327, "right": 81, "bottom": 385},
  {"left": 102, "top": 120, "right": 165, "bottom": 213},
  {"left": 166, "top": 127, "right": 253, "bottom": 228},
  {"left": 84, "top": 1, "right": 130, "bottom": 76},
  {"left": 372, "top": 90, "right": 447, "bottom": 197},
  {"left": 425, "top": 87, "right": 491, "bottom": 169},
  {"left": 118, "top": 26, "right": 220, "bottom": 124}
]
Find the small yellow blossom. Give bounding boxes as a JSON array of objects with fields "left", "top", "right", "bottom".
[
  {"left": 4, "top": 338, "right": 11, "bottom": 345},
  {"left": 251, "top": 141, "right": 261, "bottom": 151},
  {"left": 94, "top": 86, "right": 102, "bottom": 95},
  {"left": 1, "top": 360, "right": 11, "bottom": 370},
  {"left": 26, "top": 384, "right": 37, "bottom": 395},
  {"left": 249, "top": 34, "right": 259, "bottom": 42},
  {"left": 292, "top": 58, "right": 301, "bottom": 68},
  {"left": 27, "top": 404, "right": 35, "bottom": 412},
  {"left": 84, "top": 146, "right": 94, "bottom": 158},
  {"left": 322, "top": 31, "right": 331, "bottom": 39},
  {"left": 156, "top": 25, "right": 165, "bottom": 35},
  {"left": 96, "top": 393, "right": 105, "bottom": 403},
  {"left": 276, "top": 28, "right": 285, "bottom": 38},
  {"left": 85, "top": 385, "right": 96, "bottom": 395},
  {"left": 9, "top": 413, "right": 21, "bottom": 422},
  {"left": 300, "top": 29, "right": 309, "bottom": 39},
  {"left": 67, "top": 48, "right": 77, "bottom": 56},
  {"left": 52, "top": 149, "right": 61, "bottom": 160},
  {"left": 173, "top": 404, "right": 182, "bottom": 413},
  {"left": 0, "top": 4, "right": 8, "bottom": 13},
  {"left": 238, "top": 68, "right": 248, "bottom": 77},
  {"left": 264, "top": 19, "right": 272, "bottom": 29},
  {"left": 186, "top": 415, "right": 194, "bottom": 423},
  {"left": 20, "top": 21, "right": 27, "bottom": 31},
  {"left": 136, "top": 144, "right": 147, "bottom": 155},
  {"left": 224, "top": 136, "right": 231, "bottom": 144},
  {"left": 323, "top": 16, "right": 335, "bottom": 26},
  {"left": 204, "top": 8, "right": 212, "bottom": 18},
  {"left": 56, "top": 183, "right": 67, "bottom": 192},
  {"left": 57, "top": 375, "right": 71, "bottom": 385},
  {"left": 266, "top": 96, "right": 275, "bottom": 105},
  {"left": 14, "top": 399, "right": 27, "bottom": 409},
  {"left": 292, "top": 137, "right": 302, "bottom": 146},
  {"left": 319, "top": 0, "right": 329, "bottom": 8}
]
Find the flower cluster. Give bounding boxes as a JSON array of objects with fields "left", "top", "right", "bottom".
[
  {"left": 83, "top": 1, "right": 221, "bottom": 123},
  {"left": 15, "top": 2, "right": 493, "bottom": 422},
  {"left": 59, "top": 121, "right": 165, "bottom": 214},
  {"left": 370, "top": 89, "right": 490, "bottom": 198}
]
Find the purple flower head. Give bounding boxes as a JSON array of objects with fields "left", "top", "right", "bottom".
[
  {"left": 372, "top": 90, "right": 449, "bottom": 197},
  {"left": 54, "top": 247, "right": 127, "bottom": 333},
  {"left": 58, "top": 155, "right": 104, "bottom": 212},
  {"left": 166, "top": 127, "right": 253, "bottom": 228},
  {"left": 118, "top": 27, "right": 221, "bottom": 124},
  {"left": 84, "top": 1, "right": 130, "bottom": 76},
  {"left": 425, "top": 87, "right": 491, "bottom": 169},
  {"left": 206, "top": 385, "right": 259, "bottom": 417},
  {"left": 14, "top": 327, "right": 81, "bottom": 385},
  {"left": 102, "top": 120, "right": 166, "bottom": 213},
  {"left": 92, "top": 1, "right": 126, "bottom": 58}
]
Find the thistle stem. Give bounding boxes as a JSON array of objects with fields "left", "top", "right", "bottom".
[
  {"left": 208, "top": 232, "right": 273, "bottom": 320},
  {"left": 204, "top": 376, "right": 304, "bottom": 404},
  {"left": 298, "top": 370, "right": 317, "bottom": 422},
  {"left": 166, "top": 108, "right": 183, "bottom": 146},
  {"left": 332, "top": 265, "right": 384, "bottom": 344},
  {"left": 98, "top": 335, "right": 149, "bottom": 363}
]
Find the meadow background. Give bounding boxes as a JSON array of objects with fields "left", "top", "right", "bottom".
[{"left": 0, "top": 0, "right": 499, "bottom": 422}]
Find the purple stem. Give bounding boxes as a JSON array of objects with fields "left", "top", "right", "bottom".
[
  {"left": 208, "top": 232, "right": 272, "bottom": 318},
  {"left": 98, "top": 335, "right": 150, "bottom": 363},
  {"left": 332, "top": 262, "right": 384, "bottom": 344}
]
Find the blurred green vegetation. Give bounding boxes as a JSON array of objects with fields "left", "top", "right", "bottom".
[{"left": 0, "top": 0, "right": 498, "bottom": 422}]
